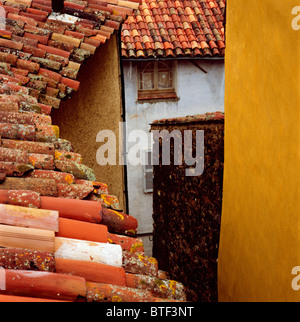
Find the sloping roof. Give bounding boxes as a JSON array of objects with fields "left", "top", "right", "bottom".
[
  {"left": 121, "top": 0, "right": 226, "bottom": 59},
  {"left": 0, "top": 0, "right": 186, "bottom": 302},
  {"left": 152, "top": 111, "right": 224, "bottom": 125}
]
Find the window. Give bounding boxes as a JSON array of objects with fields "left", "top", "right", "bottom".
[
  {"left": 138, "top": 61, "right": 178, "bottom": 101},
  {"left": 143, "top": 150, "right": 153, "bottom": 193}
]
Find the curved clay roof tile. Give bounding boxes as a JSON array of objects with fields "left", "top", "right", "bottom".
[{"left": 122, "top": 0, "right": 226, "bottom": 58}]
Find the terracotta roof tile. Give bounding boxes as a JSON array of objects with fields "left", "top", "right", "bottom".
[
  {"left": 152, "top": 111, "right": 225, "bottom": 124},
  {"left": 0, "top": 0, "right": 186, "bottom": 303},
  {"left": 121, "top": 0, "right": 226, "bottom": 58}
]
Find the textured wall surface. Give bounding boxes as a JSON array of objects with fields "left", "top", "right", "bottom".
[
  {"left": 52, "top": 34, "right": 126, "bottom": 210},
  {"left": 218, "top": 0, "right": 300, "bottom": 301},
  {"left": 151, "top": 118, "right": 224, "bottom": 302}
]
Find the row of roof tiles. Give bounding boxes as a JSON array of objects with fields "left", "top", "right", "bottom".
[
  {"left": 152, "top": 111, "right": 225, "bottom": 125},
  {"left": 0, "top": 0, "right": 187, "bottom": 302},
  {"left": 121, "top": 0, "right": 226, "bottom": 58},
  {"left": 0, "top": 0, "right": 142, "bottom": 110}
]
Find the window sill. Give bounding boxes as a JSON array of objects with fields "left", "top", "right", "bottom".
[{"left": 138, "top": 90, "right": 179, "bottom": 103}]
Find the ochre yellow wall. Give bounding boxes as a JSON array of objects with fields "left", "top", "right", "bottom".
[{"left": 218, "top": 0, "right": 300, "bottom": 301}]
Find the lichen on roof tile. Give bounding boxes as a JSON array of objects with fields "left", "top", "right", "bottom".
[
  {"left": 0, "top": 0, "right": 187, "bottom": 303},
  {"left": 152, "top": 111, "right": 225, "bottom": 125}
]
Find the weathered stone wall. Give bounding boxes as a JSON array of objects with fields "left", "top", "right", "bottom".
[{"left": 151, "top": 116, "right": 224, "bottom": 302}]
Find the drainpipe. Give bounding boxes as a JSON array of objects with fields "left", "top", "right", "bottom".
[
  {"left": 52, "top": 0, "right": 64, "bottom": 13},
  {"left": 117, "top": 28, "right": 129, "bottom": 215}
]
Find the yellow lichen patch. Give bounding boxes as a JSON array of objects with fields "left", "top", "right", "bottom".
[
  {"left": 64, "top": 174, "right": 74, "bottom": 184},
  {"left": 138, "top": 254, "right": 147, "bottom": 266},
  {"left": 52, "top": 125, "right": 60, "bottom": 138},
  {"left": 169, "top": 280, "right": 178, "bottom": 295},
  {"left": 110, "top": 209, "right": 124, "bottom": 221},
  {"left": 112, "top": 295, "right": 122, "bottom": 302},
  {"left": 130, "top": 243, "right": 144, "bottom": 253},
  {"left": 28, "top": 156, "right": 36, "bottom": 166},
  {"left": 148, "top": 257, "right": 158, "bottom": 265},
  {"left": 106, "top": 195, "right": 119, "bottom": 206},
  {"left": 55, "top": 150, "right": 62, "bottom": 160},
  {"left": 100, "top": 194, "right": 111, "bottom": 207},
  {"left": 159, "top": 284, "right": 167, "bottom": 293},
  {"left": 125, "top": 229, "right": 136, "bottom": 236}
]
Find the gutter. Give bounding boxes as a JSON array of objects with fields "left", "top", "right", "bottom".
[{"left": 121, "top": 56, "right": 225, "bottom": 62}]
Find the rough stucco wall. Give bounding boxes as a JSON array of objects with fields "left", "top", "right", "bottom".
[
  {"left": 52, "top": 34, "right": 126, "bottom": 210},
  {"left": 218, "top": 0, "right": 300, "bottom": 301},
  {"left": 151, "top": 120, "right": 224, "bottom": 302}
]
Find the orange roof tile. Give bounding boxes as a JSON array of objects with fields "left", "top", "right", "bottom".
[
  {"left": 0, "top": 0, "right": 187, "bottom": 303},
  {"left": 121, "top": 0, "right": 226, "bottom": 58}
]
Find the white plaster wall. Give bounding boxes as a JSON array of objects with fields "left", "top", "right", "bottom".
[{"left": 122, "top": 59, "right": 225, "bottom": 247}]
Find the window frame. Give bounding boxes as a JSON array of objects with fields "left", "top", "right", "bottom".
[
  {"left": 143, "top": 149, "right": 153, "bottom": 194},
  {"left": 137, "top": 60, "right": 178, "bottom": 102}
]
